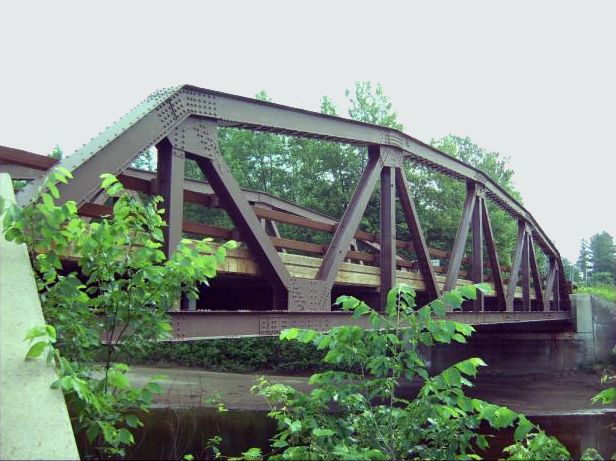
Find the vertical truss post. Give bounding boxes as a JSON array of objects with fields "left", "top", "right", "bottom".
[
  {"left": 528, "top": 233, "right": 545, "bottom": 311},
  {"left": 444, "top": 182, "right": 477, "bottom": 294},
  {"left": 156, "top": 139, "right": 185, "bottom": 258},
  {"left": 521, "top": 231, "right": 531, "bottom": 311},
  {"left": 544, "top": 257, "right": 557, "bottom": 311},
  {"left": 317, "top": 146, "right": 382, "bottom": 286},
  {"left": 380, "top": 166, "right": 396, "bottom": 309},
  {"left": 553, "top": 262, "right": 561, "bottom": 311},
  {"left": 506, "top": 221, "right": 527, "bottom": 311},
  {"left": 472, "top": 193, "right": 484, "bottom": 311},
  {"left": 482, "top": 200, "right": 506, "bottom": 310},
  {"left": 395, "top": 167, "right": 440, "bottom": 300}
]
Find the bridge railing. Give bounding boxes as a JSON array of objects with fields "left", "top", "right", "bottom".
[{"left": 0, "top": 173, "right": 79, "bottom": 460}]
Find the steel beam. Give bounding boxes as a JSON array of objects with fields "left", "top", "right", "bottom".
[
  {"left": 545, "top": 258, "right": 557, "bottom": 311},
  {"left": 472, "top": 195, "right": 484, "bottom": 311},
  {"left": 482, "top": 200, "right": 506, "bottom": 310},
  {"left": 395, "top": 167, "right": 440, "bottom": 300},
  {"left": 521, "top": 231, "right": 531, "bottom": 311},
  {"left": 444, "top": 182, "right": 477, "bottom": 294},
  {"left": 168, "top": 309, "right": 572, "bottom": 339},
  {"left": 317, "top": 146, "right": 382, "bottom": 286},
  {"left": 507, "top": 221, "right": 528, "bottom": 311},
  {"left": 528, "top": 234, "right": 545, "bottom": 311},
  {"left": 156, "top": 139, "right": 185, "bottom": 257},
  {"left": 379, "top": 166, "right": 396, "bottom": 309}
]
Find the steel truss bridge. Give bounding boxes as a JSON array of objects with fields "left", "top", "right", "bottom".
[{"left": 0, "top": 86, "right": 572, "bottom": 338}]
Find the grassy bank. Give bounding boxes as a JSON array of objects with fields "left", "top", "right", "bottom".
[
  {"left": 575, "top": 285, "right": 616, "bottom": 302},
  {"left": 125, "top": 336, "right": 330, "bottom": 374}
]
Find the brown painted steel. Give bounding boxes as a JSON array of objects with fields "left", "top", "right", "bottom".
[
  {"left": 521, "top": 231, "right": 531, "bottom": 311},
  {"left": 173, "top": 118, "right": 291, "bottom": 309},
  {"left": 444, "top": 182, "right": 477, "bottom": 293},
  {"left": 169, "top": 309, "right": 572, "bottom": 339},
  {"left": 472, "top": 195, "right": 484, "bottom": 311},
  {"left": 157, "top": 140, "right": 185, "bottom": 257},
  {"left": 317, "top": 146, "right": 382, "bottom": 286},
  {"left": 379, "top": 166, "right": 396, "bottom": 309},
  {"left": 14, "top": 85, "right": 560, "bottom": 258},
  {"left": 3, "top": 85, "right": 572, "bottom": 316},
  {"left": 528, "top": 235, "right": 545, "bottom": 311},
  {"left": 481, "top": 200, "right": 506, "bottom": 310},
  {"left": 507, "top": 221, "right": 528, "bottom": 311},
  {"left": 545, "top": 258, "right": 557, "bottom": 311},
  {"left": 395, "top": 167, "right": 440, "bottom": 300}
]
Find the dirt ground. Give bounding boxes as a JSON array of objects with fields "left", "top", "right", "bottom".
[{"left": 126, "top": 365, "right": 613, "bottom": 415}]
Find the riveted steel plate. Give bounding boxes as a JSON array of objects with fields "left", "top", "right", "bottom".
[{"left": 258, "top": 314, "right": 334, "bottom": 335}]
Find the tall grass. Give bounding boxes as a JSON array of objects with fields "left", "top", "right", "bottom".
[{"left": 575, "top": 285, "right": 616, "bottom": 302}]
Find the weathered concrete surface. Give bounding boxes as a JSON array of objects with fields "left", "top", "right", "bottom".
[
  {"left": 430, "top": 294, "right": 615, "bottom": 376},
  {"left": 0, "top": 174, "right": 79, "bottom": 460}
]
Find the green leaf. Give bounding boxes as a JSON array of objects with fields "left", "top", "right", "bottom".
[
  {"left": 118, "top": 428, "right": 134, "bottom": 445},
  {"left": 107, "top": 369, "right": 129, "bottom": 389},
  {"left": 241, "top": 447, "right": 262, "bottom": 460},
  {"left": 280, "top": 328, "right": 299, "bottom": 340},
  {"left": 312, "top": 428, "right": 335, "bottom": 437},
  {"left": 386, "top": 333, "right": 400, "bottom": 345},
  {"left": 514, "top": 415, "right": 534, "bottom": 442},
  {"left": 591, "top": 387, "right": 616, "bottom": 405},
  {"left": 45, "top": 325, "right": 57, "bottom": 341},
  {"left": 475, "top": 282, "right": 493, "bottom": 295},
  {"left": 56, "top": 166, "right": 73, "bottom": 179},
  {"left": 106, "top": 182, "right": 124, "bottom": 196},
  {"left": 157, "top": 321, "right": 173, "bottom": 332},
  {"left": 100, "top": 173, "right": 118, "bottom": 190},
  {"left": 125, "top": 414, "right": 141, "bottom": 428},
  {"left": 460, "top": 285, "right": 477, "bottom": 300},
  {"left": 25, "top": 341, "right": 47, "bottom": 359},
  {"left": 86, "top": 424, "right": 100, "bottom": 443},
  {"left": 443, "top": 291, "right": 463, "bottom": 310}
]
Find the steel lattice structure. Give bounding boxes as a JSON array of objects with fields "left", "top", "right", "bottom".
[{"left": 0, "top": 86, "right": 571, "bottom": 337}]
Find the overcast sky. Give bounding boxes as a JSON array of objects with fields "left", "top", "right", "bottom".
[{"left": 1, "top": 1, "right": 614, "bottom": 262}]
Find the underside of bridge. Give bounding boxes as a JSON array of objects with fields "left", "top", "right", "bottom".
[{"left": 0, "top": 85, "right": 572, "bottom": 338}]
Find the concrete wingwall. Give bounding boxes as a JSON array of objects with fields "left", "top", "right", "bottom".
[
  {"left": 428, "top": 294, "right": 615, "bottom": 376},
  {"left": 0, "top": 174, "right": 79, "bottom": 460}
]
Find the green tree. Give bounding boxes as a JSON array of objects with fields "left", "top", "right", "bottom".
[
  {"left": 49, "top": 144, "right": 63, "bottom": 160},
  {"left": 577, "top": 239, "right": 592, "bottom": 282},
  {"left": 346, "top": 81, "right": 404, "bottom": 130},
  {"left": 245, "top": 284, "right": 569, "bottom": 460},
  {"left": 562, "top": 257, "right": 583, "bottom": 285},
  {"left": 589, "top": 232, "right": 615, "bottom": 278}
]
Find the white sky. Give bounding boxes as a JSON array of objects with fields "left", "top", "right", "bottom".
[{"left": 1, "top": 1, "right": 614, "bottom": 262}]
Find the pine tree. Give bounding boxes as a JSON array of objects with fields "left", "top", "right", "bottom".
[
  {"left": 589, "top": 232, "right": 616, "bottom": 277},
  {"left": 576, "top": 239, "right": 592, "bottom": 282}
]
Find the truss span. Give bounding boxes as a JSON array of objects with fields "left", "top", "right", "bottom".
[{"left": 1, "top": 85, "right": 571, "bottom": 320}]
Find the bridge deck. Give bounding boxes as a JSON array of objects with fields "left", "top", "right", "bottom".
[{"left": 217, "top": 245, "right": 534, "bottom": 297}]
